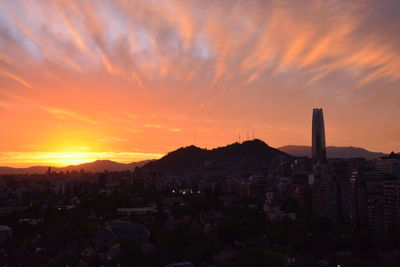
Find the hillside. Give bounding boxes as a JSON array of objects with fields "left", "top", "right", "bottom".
[
  {"left": 0, "top": 159, "right": 152, "bottom": 175},
  {"left": 59, "top": 160, "right": 152, "bottom": 173},
  {"left": 143, "top": 139, "right": 290, "bottom": 171},
  {"left": 0, "top": 166, "right": 49, "bottom": 175},
  {"left": 279, "top": 145, "right": 386, "bottom": 160}
]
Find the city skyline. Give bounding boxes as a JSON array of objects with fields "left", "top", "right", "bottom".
[{"left": 0, "top": 0, "right": 399, "bottom": 167}]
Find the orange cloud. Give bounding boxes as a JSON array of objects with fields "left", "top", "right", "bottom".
[
  {"left": 0, "top": 0, "right": 399, "bottom": 166},
  {"left": 0, "top": 70, "right": 32, "bottom": 88}
]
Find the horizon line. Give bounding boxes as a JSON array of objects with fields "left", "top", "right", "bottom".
[{"left": 0, "top": 140, "right": 396, "bottom": 169}]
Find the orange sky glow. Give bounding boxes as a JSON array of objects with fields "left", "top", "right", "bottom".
[{"left": 0, "top": 0, "right": 399, "bottom": 167}]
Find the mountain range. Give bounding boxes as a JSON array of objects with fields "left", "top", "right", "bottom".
[
  {"left": 278, "top": 145, "right": 387, "bottom": 160},
  {"left": 0, "top": 160, "right": 152, "bottom": 175},
  {"left": 0, "top": 141, "right": 394, "bottom": 175}
]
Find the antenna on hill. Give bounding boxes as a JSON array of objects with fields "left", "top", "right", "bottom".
[
  {"left": 239, "top": 133, "right": 241, "bottom": 143},
  {"left": 252, "top": 130, "right": 254, "bottom": 140}
]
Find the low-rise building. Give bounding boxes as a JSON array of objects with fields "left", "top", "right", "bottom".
[{"left": 0, "top": 225, "right": 12, "bottom": 245}]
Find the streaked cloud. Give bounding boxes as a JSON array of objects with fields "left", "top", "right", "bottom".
[
  {"left": 37, "top": 105, "right": 98, "bottom": 124},
  {"left": 1, "top": 0, "right": 399, "bottom": 87},
  {"left": 0, "top": 0, "right": 399, "bottom": 166},
  {"left": 0, "top": 70, "right": 32, "bottom": 88}
]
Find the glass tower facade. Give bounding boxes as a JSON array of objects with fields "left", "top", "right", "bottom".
[{"left": 312, "top": 108, "right": 327, "bottom": 164}]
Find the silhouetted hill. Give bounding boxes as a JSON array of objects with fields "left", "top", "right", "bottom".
[
  {"left": 279, "top": 145, "right": 386, "bottom": 159},
  {"left": 144, "top": 139, "right": 290, "bottom": 171},
  {"left": 59, "top": 160, "right": 152, "bottom": 173},
  {"left": 0, "top": 160, "right": 152, "bottom": 175},
  {"left": 0, "top": 166, "right": 49, "bottom": 175}
]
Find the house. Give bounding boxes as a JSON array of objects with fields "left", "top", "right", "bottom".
[
  {"left": 0, "top": 225, "right": 12, "bottom": 245},
  {"left": 166, "top": 261, "right": 193, "bottom": 267},
  {"left": 117, "top": 206, "right": 157, "bottom": 216},
  {"left": 96, "top": 220, "right": 150, "bottom": 245}
]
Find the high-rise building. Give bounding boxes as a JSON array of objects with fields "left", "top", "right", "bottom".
[
  {"left": 311, "top": 162, "right": 350, "bottom": 221},
  {"left": 365, "top": 175, "right": 384, "bottom": 231},
  {"left": 375, "top": 158, "right": 400, "bottom": 178},
  {"left": 384, "top": 181, "right": 400, "bottom": 230},
  {"left": 312, "top": 171, "right": 337, "bottom": 220},
  {"left": 311, "top": 110, "right": 351, "bottom": 221},
  {"left": 312, "top": 108, "right": 327, "bottom": 165}
]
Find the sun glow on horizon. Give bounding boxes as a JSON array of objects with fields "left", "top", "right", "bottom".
[
  {"left": 0, "top": 151, "right": 164, "bottom": 168},
  {"left": 34, "top": 152, "right": 100, "bottom": 166}
]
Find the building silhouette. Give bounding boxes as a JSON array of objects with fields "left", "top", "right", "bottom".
[
  {"left": 384, "top": 181, "right": 400, "bottom": 230},
  {"left": 310, "top": 109, "right": 351, "bottom": 221},
  {"left": 312, "top": 108, "right": 327, "bottom": 165}
]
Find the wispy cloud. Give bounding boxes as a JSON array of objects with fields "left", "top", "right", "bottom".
[
  {"left": 0, "top": 70, "right": 32, "bottom": 88},
  {"left": 37, "top": 105, "right": 98, "bottom": 124},
  {"left": 1, "top": 0, "right": 399, "bottom": 88}
]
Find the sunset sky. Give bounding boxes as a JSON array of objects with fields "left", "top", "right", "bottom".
[{"left": 0, "top": 0, "right": 399, "bottom": 167}]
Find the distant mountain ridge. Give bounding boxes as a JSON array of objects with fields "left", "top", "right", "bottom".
[
  {"left": 279, "top": 145, "right": 387, "bottom": 160},
  {"left": 1, "top": 143, "right": 393, "bottom": 175},
  {"left": 143, "top": 139, "right": 291, "bottom": 171},
  {"left": 0, "top": 160, "right": 152, "bottom": 175}
]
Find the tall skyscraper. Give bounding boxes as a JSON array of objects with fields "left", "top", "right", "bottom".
[{"left": 312, "top": 108, "right": 327, "bottom": 165}]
